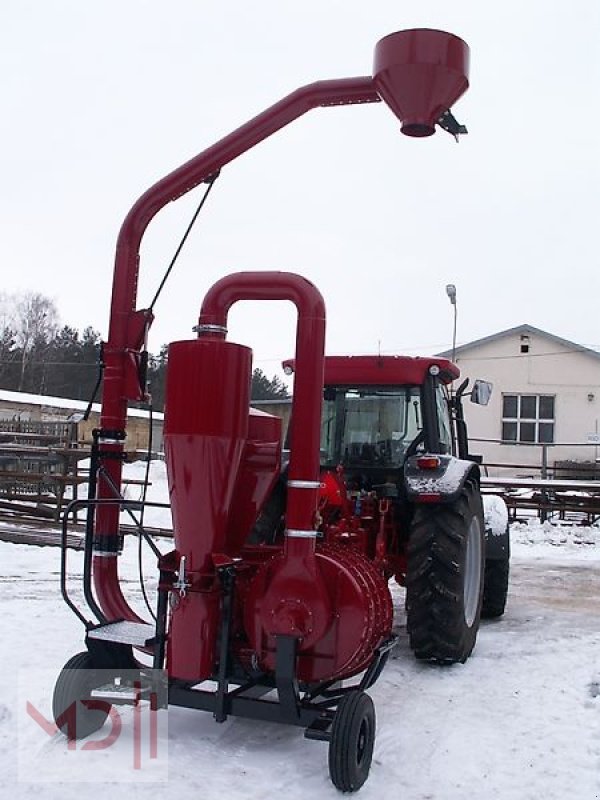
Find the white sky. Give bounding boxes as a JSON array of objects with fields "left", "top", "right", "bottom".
[{"left": 3, "top": 1, "right": 600, "bottom": 381}]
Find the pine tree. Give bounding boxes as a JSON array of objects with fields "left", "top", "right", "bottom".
[{"left": 251, "top": 368, "right": 290, "bottom": 400}]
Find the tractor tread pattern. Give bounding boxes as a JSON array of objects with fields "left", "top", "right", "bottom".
[
  {"left": 405, "top": 482, "right": 484, "bottom": 664},
  {"left": 481, "top": 557, "right": 510, "bottom": 619}
]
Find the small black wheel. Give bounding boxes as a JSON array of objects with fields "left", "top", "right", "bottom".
[
  {"left": 52, "top": 651, "right": 111, "bottom": 740},
  {"left": 328, "top": 690, "right": 376, "bottom": 793},
  {"left": 481, "top": 557, "right": 510, "bottom": 618}
]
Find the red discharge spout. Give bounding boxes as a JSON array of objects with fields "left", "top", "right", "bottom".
[{"left": 373, "top": 29, "right": 469, "bottom": 137}]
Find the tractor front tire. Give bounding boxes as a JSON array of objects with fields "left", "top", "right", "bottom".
[
  {"left": 52, "top": 651, "right": 111, "bottom": 740},
  {"left": 328, "top": 690, "right": 376, "bottom": 792},
  {"left": 406, "top": 482, "right": 485, "bottom": 664},
  {"left": 482, "top": 556, "right": 510, "bottom": 619}
]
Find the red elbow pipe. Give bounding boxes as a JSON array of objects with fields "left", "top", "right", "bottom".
[{"left": 198, "top": 271, "right": 325, "bottom": 545}]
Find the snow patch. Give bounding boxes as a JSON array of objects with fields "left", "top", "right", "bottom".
[
  {"left": 1, "top": 476, "right": 600, "bottom": 796},
  {"left": 511, "top": 518, "right": 600, "bottom": 559},
  {"left": 405, "top": 456, "right": 472, "bottom": 494},
  {"left": 482, "top": 494, "right": 509, "bottom": 536}
]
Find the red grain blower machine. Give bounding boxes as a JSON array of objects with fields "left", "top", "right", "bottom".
[{"left": 55, "top": 29, "right": 470, "bottom": 791}]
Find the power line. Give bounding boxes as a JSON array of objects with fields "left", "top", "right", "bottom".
[{"left": 453, "top": 349, "right": 600, "bottom": 363}]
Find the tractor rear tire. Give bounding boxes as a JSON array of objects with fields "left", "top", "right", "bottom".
[
  {"left": 406, "top": 481, "right": 485, "bottom": 664},
  {"left": 328, "top": 690, "right": 376, "bottom": 792},
  {"left": 481, "top": 557, "right": 510, "bottom": 619},
  {"left": 52, "top": 651, "right": 111, "bottom": 740}
]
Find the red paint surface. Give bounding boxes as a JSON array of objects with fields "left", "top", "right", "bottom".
[
  {"left": 92, "top": 28, "right": 470, "bottom": 635},
  {"left": 93, "top": 79, "right": 378, "bottom": 621},
  {"left": 198, "top": 273, "right": 394, "bottom": 682},
  {"left": 225, "top": 409, "right": 282, "bottom": 555},
  {"left": 198, "top": 272, "right": 326, "bottom": 542},
  {"left": 283, "top": 354, "right": 460, "bottom": 385},
  {"left": 374, "top": 29, "right": 469, "bottom": 136},
  {"left": 164, "top": 338, "right": 251, "bottom": 681},
  {"left": 243, "top": 544, "right": 393, "bottom": 682}
]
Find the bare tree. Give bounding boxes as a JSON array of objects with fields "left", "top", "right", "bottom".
[
  {"left": 0, "top": 292, "right": 15, "bottom": 333},
  {"left": 9, "top": 292, "right": 59, "bottom": 391}
]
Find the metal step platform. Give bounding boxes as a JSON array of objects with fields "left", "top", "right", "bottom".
[{"left": 87, "top": 620, "right": 155, "bottom": 648}]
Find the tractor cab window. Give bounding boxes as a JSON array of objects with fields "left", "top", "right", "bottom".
[{"left": 321, "top": 386, "right": 422, "bottom": 468}]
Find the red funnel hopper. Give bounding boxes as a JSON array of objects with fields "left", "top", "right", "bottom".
[{"left": 373, "top": 29, "right": 469, "bottom": 137}]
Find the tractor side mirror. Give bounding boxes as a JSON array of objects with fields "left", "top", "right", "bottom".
[{"left": 470, "top": 379, "right": 493, "bottom": 406}]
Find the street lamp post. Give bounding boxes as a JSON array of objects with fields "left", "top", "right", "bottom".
[{"left": 445, "top": 284, "right": 457, "bottom": 363}]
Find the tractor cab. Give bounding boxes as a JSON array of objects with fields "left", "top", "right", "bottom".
[
  {"left": 320, "top": 384, "right": 426, "bottom": 470},
  {"left": 284, "top": 355, "right": 461, "bottom": 488}
]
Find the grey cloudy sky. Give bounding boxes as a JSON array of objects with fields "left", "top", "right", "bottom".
[{"left": 3, "top": 1, "right": 599, "bottom": 380}]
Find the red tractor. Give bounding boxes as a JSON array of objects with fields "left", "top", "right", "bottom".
[
  {"left": 269, "top": 354, "right": 509, "bottom": 664},
  {"left": 51, "top": 29, "right": 509, "bottom": 792}
]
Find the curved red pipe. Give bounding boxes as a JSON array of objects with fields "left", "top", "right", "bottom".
[
  {"left": 95, "top": 77, "right": 377, "bottom": 622},
  {"left": 198, "top": 271, "right": 325, "bottom": 548}
]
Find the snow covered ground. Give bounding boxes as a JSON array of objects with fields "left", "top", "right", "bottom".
[{"left": 1, "top": 462, "right": 599, "bottom": 799}]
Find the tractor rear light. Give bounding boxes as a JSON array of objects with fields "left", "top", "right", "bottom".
[
  {"left": 416, "top": 455, "right": 441, "bottom": 470},
  {"left": 416, "top": 492, "right": 442, "bottom": 503}
]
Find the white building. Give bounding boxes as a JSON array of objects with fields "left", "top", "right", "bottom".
[
  {"left": 437, "top": 324, "right": 600, "bottom": 477},
  {"left": 0, "top": 389, "right": 164, "bottom": 455}
]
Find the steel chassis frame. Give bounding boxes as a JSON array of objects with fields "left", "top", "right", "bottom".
[{"left": 59, "top": 461, "right": 396, "bottom": 741}]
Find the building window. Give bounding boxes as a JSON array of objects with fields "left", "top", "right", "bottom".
[{"left": 502, "top": 394, "right": 555, "bottom": 444}]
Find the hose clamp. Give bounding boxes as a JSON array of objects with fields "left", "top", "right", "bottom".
[
  {"left": 285, "top": 529, "right": 318, "bottom": 539},
  {"left": 287, "top": 480, "right": 322, "bottom": 490},
  {"left": 193, "top": 323, "right": 228, "bottom": 336},
  {"left": 92, "top": 534, "right": 123, "bottom": 556}
]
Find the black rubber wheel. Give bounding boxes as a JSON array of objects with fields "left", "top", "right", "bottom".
[
  {"left": 52, "top": 651, "right": 111, "bottom": 740},
  {"left": 481, "top": 557, "right": 510, "bottom": 618},
  {"left": 328, "top": 690, "right": 376, "bottom": 793},
  {"left": 406, "top": 481, "right": 485, "bottom": 664}
]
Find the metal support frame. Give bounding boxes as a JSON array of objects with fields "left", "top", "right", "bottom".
[
  {"left": 275, "top": 635, "right": 302, "bottom": 723},
  {"left": 60, "top": 495, "right": 396, "bottom": 740},
  {"left": 60, "top": 495, "right": 171, "bottom": 627},
  {"left": 169, "top": 635, "right": 397, "bottom": 737},
  {"left": 152, "top": 575, "right": 170, "bottom": 671},
  {"left": 214, "top": 565, "right": 236, "bottom": 722}
]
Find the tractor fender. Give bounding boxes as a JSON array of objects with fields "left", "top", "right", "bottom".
[
  {"left": 482, "top": 494, "right": 510, "bottom": 560},
  {"left": 404, "top": 454, "right": 480, "bottom": 504}
]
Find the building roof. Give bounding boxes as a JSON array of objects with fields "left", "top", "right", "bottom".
[
  {"left": 0, "top": 388, "right": 164, "bottom": 421},
  {"left": 436, "top": 324, "right": 600, "bottom": 362}
]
